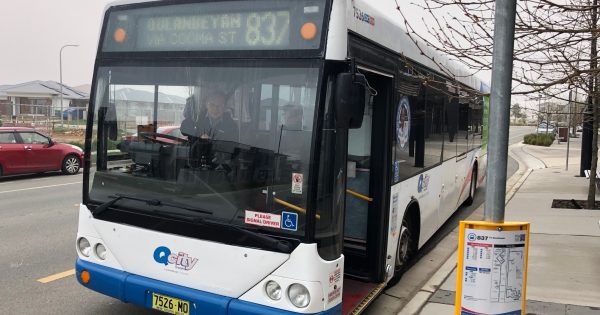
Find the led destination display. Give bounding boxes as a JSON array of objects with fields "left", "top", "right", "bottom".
[
  {"left": 138, "top": 11, "right": 291, "bottom": 50},
  {"left": 102, "top": 1, "right": 326, "bottom": 52}
]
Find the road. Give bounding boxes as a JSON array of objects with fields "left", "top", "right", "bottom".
[
  {"left": 0, "top": 173, "right": 153, "bottom": 314},
  {"left": 0, "top": 126, "right": 534, "bottom": 315}
]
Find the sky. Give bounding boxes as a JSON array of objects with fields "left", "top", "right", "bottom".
[
  {"left": 0, "top": 0, "right": 115, "bottom": 87},
  {"left": 0, "top": 1, "right": 464, "bottom": 89}
]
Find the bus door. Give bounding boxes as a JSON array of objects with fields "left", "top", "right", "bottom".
[{"left": 342, "top": 69, "right": 393, "bottom": 314}]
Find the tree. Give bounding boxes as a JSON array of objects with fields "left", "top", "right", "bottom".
[
  {"left": 396, "top": 0, "right": 600, "bottom": 208},
  {"left": 511, "top": 103, "right": 523, "bottom": 124}
]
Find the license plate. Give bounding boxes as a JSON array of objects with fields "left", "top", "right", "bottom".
[{"left": 151, "top": 292, "right": 190, "bottom": 315}]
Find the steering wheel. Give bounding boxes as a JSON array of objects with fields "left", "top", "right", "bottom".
[{"left": 139, "top": 132, "right": 188, "bottom": 144}]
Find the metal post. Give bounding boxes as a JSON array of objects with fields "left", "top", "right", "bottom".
[
  {"left": 59, "top": 44, "right": 78, "bottom": 127},
  {"left": 567, "top": 89, "right": 572, "bottom": 170},
  {"left": 484, "top": 0, "right": 517, "bottom": 223}
]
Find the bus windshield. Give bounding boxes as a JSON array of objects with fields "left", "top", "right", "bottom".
[{"left": 87, "top": 61, "right": 320, "bottom": 240}]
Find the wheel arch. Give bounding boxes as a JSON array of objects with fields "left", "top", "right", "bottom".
[{"left": 404, "top": 198, "right": 421, "bottom": 249}]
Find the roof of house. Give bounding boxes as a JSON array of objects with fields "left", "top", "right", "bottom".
[
  {"left": 0, "top": 81, "right": 89, "bottom": 99},
  {"left": 114, "top": 88, "right": 186, "bottom": 104}
]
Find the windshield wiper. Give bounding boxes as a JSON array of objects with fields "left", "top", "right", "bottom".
[
  {"left": 93, "top": 195, "right": 291, "bottom": 253},
  {"left": 151, "top": 209, "right": 293, "bottom": 253},
  {"left": 93, "top": 194, "right": 213, "bottom": 216}
]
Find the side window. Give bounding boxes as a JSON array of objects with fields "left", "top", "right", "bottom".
[
  {"left": 423, "top": 89, "right": 444, "bottom": 167},
  {"left": 20, "top": 132, "right": 49, "bottom": 144},
  {"left": 0, "top": 132, "right": 17, "bottom": 144},
  {"left": 457, "top": 101, "right": 470, "bottom": 156},
  {"left": 392, "top": 94, "right": 418, "bottom": 182},
  {"left": 471, "top": 99, "right": 484, "bottom": 148},
  {"left": 443, "top": 97, "right": 459, "bottom": 160}
]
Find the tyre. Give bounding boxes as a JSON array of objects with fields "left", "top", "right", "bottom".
[
  {"left": 389, "top": 216, "right": 417, "bottom": 286},
  {"left": 62, "top": 155, "right": 81, "bottom": 175},
  {"left": 464, "top": 167, "right": 478, "bottom": 206}
]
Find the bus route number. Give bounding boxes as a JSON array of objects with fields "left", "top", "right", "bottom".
[{"left": 245, "top": 11, "right": 290, "bottom": 46}]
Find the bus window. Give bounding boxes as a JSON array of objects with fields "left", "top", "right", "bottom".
[
  {"left": 443, "top": 97, "right": 459, "bottom": 160},
  {"left": 457, "top": 101, "right": 471, "bottom": 156},
  {"left": 88, "top": 63, "right": 320, "bottom": 241},
  {"left": 422, "top": 88, "right": 444, "bottom": 167},
  {"left": 392, "top": 94, "right": 421, "bottom": 182}
]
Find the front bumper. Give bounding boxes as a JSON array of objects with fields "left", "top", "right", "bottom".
[{"left": 76, "top": 259, "right": 341, "bottom": 315}]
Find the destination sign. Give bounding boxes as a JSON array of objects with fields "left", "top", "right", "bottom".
[
  {"left": 137, "top": 11, "right": 291, "bottom": 50},
  {"left": 102, "top": 1, "right": 326, "bottom": 52}
]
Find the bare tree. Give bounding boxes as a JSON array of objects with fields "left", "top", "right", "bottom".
[{"left": 396, "top": 0, "right": 600, "bottom": 208}]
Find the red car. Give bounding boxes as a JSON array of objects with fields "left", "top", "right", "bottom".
[{"left": 0, "top": 127, "right": 84, "bottom": 177}]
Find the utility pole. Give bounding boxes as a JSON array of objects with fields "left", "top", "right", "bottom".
[
  {"left": 484, "top": 0, "right": 517, "bottom": 223},
  {"left": 567, "top": 89, "right": 572, "bottom": 170}
]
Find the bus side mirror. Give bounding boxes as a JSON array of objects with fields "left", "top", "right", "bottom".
[{"left": 334, "top": 73, "right": 366, "bottom": 129}]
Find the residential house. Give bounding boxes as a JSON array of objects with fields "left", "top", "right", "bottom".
[{"left": 0, "top": 80, "right": 89, "bottom": 118}]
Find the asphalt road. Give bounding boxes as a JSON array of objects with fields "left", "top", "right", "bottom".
[
  {"left": 0, "top": 126, "right": 534, "bottom": 315},
  {"left": 0, "top": 172, "right": 152, "bottom": 314}
]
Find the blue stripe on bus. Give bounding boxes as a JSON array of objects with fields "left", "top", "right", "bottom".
[
  {"left": 76, "top": 259, "right": 342, "bottom": 315},
  {"left": 229, "top": 300, "right": 342, "bottom": 315}
]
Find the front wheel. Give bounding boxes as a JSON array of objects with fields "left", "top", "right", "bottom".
[{"left": 62, "top": 155, "right": 81, "bottom": 175}]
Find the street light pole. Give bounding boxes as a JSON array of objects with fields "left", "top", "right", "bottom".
[{"left": 59, "top": 44, "right": 79, "bottom": 127}]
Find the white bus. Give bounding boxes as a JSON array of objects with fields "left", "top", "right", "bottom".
[{"left": 75, "top": 1, "right": 488, "bottom": 314}]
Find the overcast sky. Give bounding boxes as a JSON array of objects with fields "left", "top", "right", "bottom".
[
  {"left": 0, "top": 0, "right": 115, "bottom": 87},
  {"left": 0, "top": 1, "right": 447, "bottom": 88}
]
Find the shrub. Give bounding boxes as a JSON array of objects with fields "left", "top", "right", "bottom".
[
  {"left": 0, "top": 118, "right": 3, "bottom": 127},
  {"left": 523, "top": 133, "right": 555, "bottom": 146}
]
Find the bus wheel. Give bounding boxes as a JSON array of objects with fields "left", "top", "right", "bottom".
[
  {"left": 464, "top": 167, "right": 477, "bottom": 206},
  {"left": 389, "top": 217, "right": 415, "bottom": 286}
]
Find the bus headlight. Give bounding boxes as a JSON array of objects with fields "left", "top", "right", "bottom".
[
  {"left": 77, "top": 237, "right": 91, "bottom": 257},
  {"left": 94, "top": 243, "right": 107, "bottom": 260},
  {"left": 265, "top": 280, "right": 282, "bottom": 300},
  {"left": 288, "top": 283, "right": 310, "bottom": 308}
]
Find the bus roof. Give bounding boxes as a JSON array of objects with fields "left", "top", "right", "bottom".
[
  {"left": 348, "top": 0, "right": 488, "bottom": 93},
  {"left": 100, "top": 0, "right": 489, "bottom": 93}
]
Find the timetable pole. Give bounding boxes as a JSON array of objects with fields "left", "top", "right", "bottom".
[{"left": 484, "top": 1, "right": 517, "bottom": 223}]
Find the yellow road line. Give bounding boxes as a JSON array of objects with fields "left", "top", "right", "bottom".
[{"left": 37, "top": 269, "right": 75, "bottom": 283}]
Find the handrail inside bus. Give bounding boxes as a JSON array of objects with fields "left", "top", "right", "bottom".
[
  {"left": 346, "top": 189, "right": 373, "bottom": 202},
  {"left": 273, "top": 197, "right": 321, "bottom": 220}
]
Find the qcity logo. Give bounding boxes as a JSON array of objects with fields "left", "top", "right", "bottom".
[{"left": 153, "top": 246, "right": 198, "bottom": 271}]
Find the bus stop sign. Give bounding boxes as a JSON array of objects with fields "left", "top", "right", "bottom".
[{"left": 455, "top": 221, "right": 530, "bottom": 315}]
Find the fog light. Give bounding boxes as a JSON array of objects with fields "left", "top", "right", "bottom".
[
  {"left": 80, "top": 270, "right": 90, "bottom": 284},
  {"left": 288, "top": 283, "right": 310, "bottom": 308},
  {"left": 77, "top": 237, "right": 91, "bottom": 257},
  {"left": 95, "top": 243, "right": 107, "bottom": 260},
  {"left": 265, "top": 280, "right": 282, "bottom": 300}
]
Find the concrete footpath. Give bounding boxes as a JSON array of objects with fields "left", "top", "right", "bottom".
[{"left": 401, "top": 136, "right": 600, "bottom": 315}]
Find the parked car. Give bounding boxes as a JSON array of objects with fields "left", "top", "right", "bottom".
[
  {"left": 62, "top": 107, "right": 86, "bottom": 120},
  {"left": 0, "top": 127, "right": 83, "bottom": 177},
  {"left": 536, "top": 122, "right": 556, "bottom": 134}
]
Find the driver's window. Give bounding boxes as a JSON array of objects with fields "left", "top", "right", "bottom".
[{"left": 20, "top": 132, "right": 49, "bottom": 144}]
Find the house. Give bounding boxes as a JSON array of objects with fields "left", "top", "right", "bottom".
[{"left": 0, "top": 80, "right": 89, "bottom": 118}]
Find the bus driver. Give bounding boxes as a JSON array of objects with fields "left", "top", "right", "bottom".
[{"left": 181, "top": 91, "right": 239, "bottom": 142}]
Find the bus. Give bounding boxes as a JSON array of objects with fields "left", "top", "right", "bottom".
[{"left": 75, "top": 1, "right": 488, "bottom": 314}]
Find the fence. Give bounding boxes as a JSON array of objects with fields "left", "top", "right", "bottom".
[{"left": 0, "top": 103, "right": 87, "bottom": 134}]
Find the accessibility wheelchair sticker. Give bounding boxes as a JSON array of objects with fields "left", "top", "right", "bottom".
[{"left": 281, "top": 212, "right": 298, "bottom": 231}]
